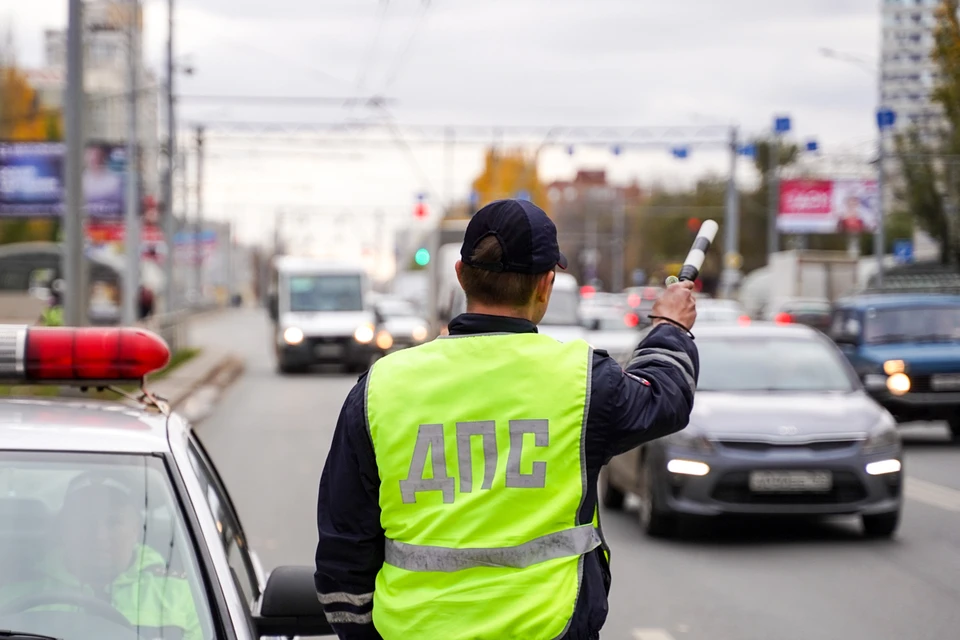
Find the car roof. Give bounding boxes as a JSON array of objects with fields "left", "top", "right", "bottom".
[
  {"left": 0, "top": 398, "right": 183, "bottom": 454},
  {"left": 836, "top": 293, "right": 960, "bottom": 309},
  {"left": 274, "top": 256, "right": 366, "bottom": 274},
  {"left": 693, "top": 322, "right": 821, "bottom": 339}
]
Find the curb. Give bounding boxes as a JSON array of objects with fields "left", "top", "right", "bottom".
[{"left": 171, "top": 355, "right": 246, "bottom": 425}]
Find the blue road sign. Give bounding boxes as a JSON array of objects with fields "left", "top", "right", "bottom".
[
  {"left": 468, "top": 190, "right": 479, "bottom": 207},
  {"left": 774, "top": 116, "right": 792, "bottom": 134},
  {"left": 877, "top": 108, "right": 897, "bottom": 131},
  {"left": 738, "top": 144, "right": 757, "bottom": 158},
  {"left": 516, "top": 190, "right": 531, "bottom": 201},
  {"left": 672, "top": 147, "right": 689, "bottom": 159},
  {"left": 893, "top": 239, "right": 914, "bottom": 264},
  {"left": 566, "top": 145, "right": 575, "bottom": 155},
  {"left": 806, "top": 140, "right": 819, "bottom": 152},
  {"left": 632, "top": 268, "right": 647, "bottom": 286},
  {"left": 611, "top": 144, "right": 622, "bottom": 156}
]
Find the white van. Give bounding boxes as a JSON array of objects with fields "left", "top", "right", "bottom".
[
  {"left": 538, "top": 272, "right": 588, "bottom": 343},
  {"left": 268, "top": 257, "right": 381, "bottom": 374}
]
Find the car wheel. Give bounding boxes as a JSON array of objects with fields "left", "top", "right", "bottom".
[
  {"left": 862, "top": 510, "right": 900, "bottom": 538},
  {"left": 598, "top": 468, "right": 625, "bottom": 511},
  {"left": 638, "top": 458, "right": 678, "bottom": 538}
]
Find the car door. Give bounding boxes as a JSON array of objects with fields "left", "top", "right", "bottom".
[{"left": 185, "top": 435, "right": 264, "bottom": 614}]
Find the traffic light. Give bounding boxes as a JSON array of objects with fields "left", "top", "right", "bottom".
[
  {"left": 414, "top": 202, "right": 428, "bottom": 219},
  {"left": 414, "top": 248, "right": 431, "bottom": 266},
  {"left": 687, "top": 217, "right": 700, "bottom": 234}
]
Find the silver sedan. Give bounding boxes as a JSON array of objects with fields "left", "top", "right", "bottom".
[{"left": 601, "top": 323, "right": 904, "bottom": 539}]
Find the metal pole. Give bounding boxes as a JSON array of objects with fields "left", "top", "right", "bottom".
[
  {"left": 163, "top": 0, "right": 176, "bottom": 313},
  {"left": 875, "top": 130, "right": 885, "bottom": 287},
  {"left": 122, "top": 0, "right": 141, "bottom": 326},
  {"left": 767, "top": 135, "right": 780, "bottom": 263},
  {"left": 612, "top": 192, "right": 625, "bottom": 292},
  {"left": 194, "top": 126, "right": 204, "bottom": 305},
  {"left": 721, "top": 126, "right": 740, "bottom": 298},
  {"left": 63, "top": 0, "right": 86, "bottom": 327},
  {"left": 443, "top": 128, "right": 454, "bottom": 211}
]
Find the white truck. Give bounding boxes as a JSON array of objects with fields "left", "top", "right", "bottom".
[
  {"left": 267, "top": 256, "right": 382, "bottom": 374},
  {"left": 740, "top": 250, "right": 860, "bottom": 319}
]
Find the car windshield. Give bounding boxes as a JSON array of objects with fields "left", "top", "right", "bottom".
[
  {"left": 377, "top": 298, "right": 418, "bottom": 318},
  {"left": 541, "top": 290, "right": 580, "bottom": 326},
  {"left": 697, "top": 336, "right": 855, "bottom": 392},
  {"left": 0, "top": 452, "right": 215, "bottom": 640},
  {"left": 783, "top": 301, "right": 832, "bottom": 316},
  {"left": 864, "top": 306, "right": 960, "bottom": 344},
  {"left": 286, "top": 274, "right": 363, "bottom": 312},
  {"left": 696, "top": 306, "right": 743, "bottom": 323}
]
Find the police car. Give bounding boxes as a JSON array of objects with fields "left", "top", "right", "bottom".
[{"left": 0, "top": 325, "right": 332, "bottom": 640}]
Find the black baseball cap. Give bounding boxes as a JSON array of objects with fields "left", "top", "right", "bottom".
[{"left": 460, "top": 199, "right": 567, "bottom": 274}]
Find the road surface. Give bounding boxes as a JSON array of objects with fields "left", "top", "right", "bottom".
[{"left": 190, "top": 309, "right": 960, "bottom": 640}]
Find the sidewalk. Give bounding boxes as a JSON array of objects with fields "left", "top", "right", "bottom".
[{"left": 146, "top": 347, "right": 245, "bottom": 424}]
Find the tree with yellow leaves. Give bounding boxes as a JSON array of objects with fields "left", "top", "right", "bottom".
[{"left": 470, "top": 148, "right": 551, "bottom": 215}]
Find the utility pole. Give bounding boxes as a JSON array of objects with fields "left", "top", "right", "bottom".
[
  {"left": 63, "top": 0, "right": 87, "bottom": 327},
  {"left": 767, "top": 136, "right": 781, "bottom": 263},
  {"left": 194, "top": 126, "right": 204, "bottom": 305},
  {"left": 122, "top": 0, "right": 141, "bottom": 326},
  {"left": 721, "top": 126, "right": 741, "bottom": 299},
  {"left": 163, "top": 0, "right": 176, "bottom": 313},
  {"left": 612, "top": 191, "right": 625, "bottom": 292}
]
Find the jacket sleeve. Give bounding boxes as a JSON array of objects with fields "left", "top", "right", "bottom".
[
  {"left": 593, "top": 323, "right": 700, "bottom": 463},
  {"left": 315, "top": 374, "right": 385, "bottom": 640}
]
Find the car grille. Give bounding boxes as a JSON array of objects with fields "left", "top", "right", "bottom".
[
  {"left": 716, "top": 440, "right": 861, "bottom": 453},
  {"left": 907, "top": 374, "right": 960, "bottom": 393},
  {"left": 711, "top": 471, "right": 868, "bottom": 505}
]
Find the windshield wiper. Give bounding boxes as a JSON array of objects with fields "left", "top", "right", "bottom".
[
  {"left": 869, "top": 333, "right": 915, "bottom": 344},
  {"left": 0, "top": 631, "right": 62, "bottom": 640}
]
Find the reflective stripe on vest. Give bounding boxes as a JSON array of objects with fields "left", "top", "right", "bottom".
[{"left": 366, "top": 332, "right": 595, "bottom": 640}]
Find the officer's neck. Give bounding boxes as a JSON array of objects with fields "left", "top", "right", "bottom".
[{"left": 465, "top": 302, "right": 536, "bottom": 323}]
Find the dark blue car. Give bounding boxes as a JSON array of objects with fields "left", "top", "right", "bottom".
[{"left": 829, "top": 294, "right": 960, "bottom": 439}]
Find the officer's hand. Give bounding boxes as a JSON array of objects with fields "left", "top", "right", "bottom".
[{"left": 651, "top": 281, "right": 697, "bottom": 331}]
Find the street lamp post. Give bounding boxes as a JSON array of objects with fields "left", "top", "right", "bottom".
[
  {"left": 122, "top": 0, "right": 141, "bottom": 326},
  {"left": 876, "top": 107, "right": 897, "bottom": 288},
  {"left": 64, "top": 0, "right": 87, "bottom": 327},
  {"left": 768, "top": 116, "right": 792, "bottom": 262}
]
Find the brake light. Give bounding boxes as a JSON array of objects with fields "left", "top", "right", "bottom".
[
  {"left": 738, "top": 315, "right": 751, "bottom": 326},
  {"left": 580, "top": 285, "right": 596, "bottom": 299},
  {"left": 627, "top": 293, "right": 641, "bottom": 308},
  {"left": 0, "top": 326, "right": 170, "bottom": 383},
  {"left": 643, "top": 287, "right": 658, "bottom": 300},
  {"left": 624, "top": 312, "right": 640, "bottom": 328},
  {"left": 774, "top": 312, "right": 793, "bottom": 325}
]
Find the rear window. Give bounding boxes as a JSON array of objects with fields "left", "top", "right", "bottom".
[{"left": 697, "top": 336, "right": 855, "bottom": 392}]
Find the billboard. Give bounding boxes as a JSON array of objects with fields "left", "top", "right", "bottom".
[
  {"left": 778, "top": 179, "right": 878, "bottom": 234},
  {"left": 0, "top": 141, "right": 128, "bottom": 219}
]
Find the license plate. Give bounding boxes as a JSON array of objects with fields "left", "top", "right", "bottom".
[
  {"left": 314, "top": 344, "right": 344, "bottom": 358},
  {"left": 931, "top": 373, "right": 960, "bottom": 391},
  {"left": 748, "top": 471, "right": 832, "bottom": 493}
]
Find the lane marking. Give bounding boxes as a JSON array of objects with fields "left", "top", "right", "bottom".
[
  {"left": 632, "top": 630, "right": 676, "bottom": 640},
  {"left": 905, "top": 476, "right": 960, "bottom": 512}
]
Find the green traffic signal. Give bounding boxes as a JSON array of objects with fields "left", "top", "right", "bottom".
[{"left": 414, "top": 248, "right": 431, "bottom": 266}]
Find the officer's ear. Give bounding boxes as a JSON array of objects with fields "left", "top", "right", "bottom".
[{"left": 535, "top": 270, "right": 555, "bottom": 303}]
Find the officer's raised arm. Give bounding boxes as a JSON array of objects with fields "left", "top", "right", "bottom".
[
  {"left": 595, "top": 282, "right": 699, "bottom": 461},
  {"left": 315, "top": 374, "right": 385, "bottom": 640}
]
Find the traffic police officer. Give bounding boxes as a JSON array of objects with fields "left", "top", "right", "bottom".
[{"left": 315, "top": 199, "right": 699, "bottom": 640}]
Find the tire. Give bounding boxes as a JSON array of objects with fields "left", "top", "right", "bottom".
[
  {"left": 862, "top": 510, "right": 900, "bottom": 539},
  {"left": 598, "top": 468, "right": 625, "bottom": 510},
  {"left": 638, "top": 458, "right": 678, "bottom": 538}
]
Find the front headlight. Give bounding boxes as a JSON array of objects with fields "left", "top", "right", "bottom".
[
  {"left": 354, "top": 323, "right": 375, "bottom": 344},
  {"left": 863, "top": 425, "right": 901, "bottom": 453},
  {"left": 283, "top": 326, "right": 304, "bottom": 345},
  {"left": 887, "top": 372, "right": 911, "bottom": 396},
  {"left": 412, "top": 325, "right": 429, "bottom": 342},
  {"left": 664, "top": 429, "right": 714, "bottom": 454},
  {"left": 376, "top": 330, "right": 394, "bottom": 350}
]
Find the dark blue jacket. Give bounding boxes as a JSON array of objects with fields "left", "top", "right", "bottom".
[{"left": 315, "top": 313, "right": 699, "bottom": 639}]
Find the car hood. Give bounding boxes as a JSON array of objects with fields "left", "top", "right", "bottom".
[
  {"left": 280, "top": 310, "right": 375, "bottom": 337},
  {"left": 383, "top": 316, "right": 427, "bottom": 337},
  {"left": 538, "top": 324, "right": 588, "bottom": 343},
  {"left": 588, "top": 330, "right": 638, "bottom": 359},
  {"left": 690, "top": 391, "right": 886, "bottom": 440},
  {"left": 859, "top": 343, "right": 960, "bottom": 375}
]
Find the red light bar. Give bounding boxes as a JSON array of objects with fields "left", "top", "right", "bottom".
[
  {"left": 0, "top": 325, "right": 170, "bottom": 384},
  {"left": 774, "top": 312, "right": 793, "bottom": 325}
]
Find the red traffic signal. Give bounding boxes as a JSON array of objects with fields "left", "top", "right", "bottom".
[
  {"left": 414, "top": 202, "right": 429, "bottom": 219},
  {"left": 686, "top": 217, "right": 700, "bottom": 233}
]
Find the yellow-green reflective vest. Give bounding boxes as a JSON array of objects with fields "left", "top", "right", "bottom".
[{"left": 366, "top": 332, "right": 600, "bottom": 640}]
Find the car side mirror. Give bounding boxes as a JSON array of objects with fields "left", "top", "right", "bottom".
[
  {"left": 254, "top": 566, "right": 334, "bottom": 637},
  {"left": 267, "top": 293, "right": 278, "bottom": 321},
  {"left": 587, "top": 318, "right": 600, "bottom": 331},
  {"left": 374, "top": 308, "right": 385, "bottom": 325}
]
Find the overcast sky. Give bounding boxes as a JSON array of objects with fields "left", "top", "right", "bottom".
[{"left": 5, "top": 0, "right": 881, "bottom": 265}]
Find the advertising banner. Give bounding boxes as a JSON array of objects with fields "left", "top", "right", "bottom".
[
  {"left": 0, "top": 141, "right": 128, "bottom": 219},
  {"left": 778, "top": 179, "right": 878, "bottom": 234}
]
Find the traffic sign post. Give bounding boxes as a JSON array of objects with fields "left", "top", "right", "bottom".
[
  {"left": 893, "top": 239, "right": 913, "bottom": 265},
  {"left": 875, "top": 107, "right": 896, "bottom": 287}
]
